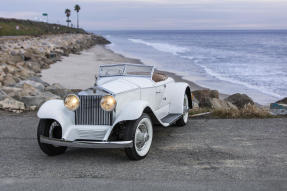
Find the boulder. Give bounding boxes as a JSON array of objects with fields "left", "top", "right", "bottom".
[
  {"left": 198, "top": 97, "right": 213, "bottom": 108},
  {"left": 3, "top": 74, "right": 16, "bottom": 86},
  {"left": 0, "top": 72, "right": 5, "bottom": 82},
  {"left": 192, "top": 89, "right": 219, "bottom": 101},
  {"left": 9, "top": 54, "right": 24, "bottom": 63},
  {"left": 0, "top": 89, "right": 8, "bottom": 101},
  {"left": 17, "top": 66, "right": 34, "bottom": 79},
  {"left": 1, "top": 86, "right": 22, "bottom": 97},
  {"left": 210, "top": 98, "right": 238, "bottom": 110},
  {"left": 27, "top": 77, "right": 50, "bottom": 87},
  {"left": 6, "top": 65, "right": 18, "bottom": 74},
  {"left": 225, "top": 93, "right": 254, "bottom": 109},
  {"left": 45, "top": 83, "right": 68, "bottom": 98},
  {"left": 26, "top": 61, "right": 41, "bottom": 73},
  {"left": 1, "top": 65, "right": 9, "bottom": 74},
  {"left": 192, "top": 89, "right": 219, "bottom": 108},
  {"left": 0, "top": 97, "right": 25, "bottom": 112},
  {"left": 17, "top": 80, "right": 45, "bottom": 91},
  {"left": 20, "top": 83, "right": 41, "bottom": 96},
  {"left": 19, "top": 92, "right": 60, "bottom": 107},
  {"left": 276, "top": 97, "right": 287, "bottom": 104}
]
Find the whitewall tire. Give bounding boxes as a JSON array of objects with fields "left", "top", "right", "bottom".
[
  {"left": 124, "top": 113, "right": 153, "bottom": 160},
  {"left": 176, "top": 93, "right": 189, "bottom": 126}
]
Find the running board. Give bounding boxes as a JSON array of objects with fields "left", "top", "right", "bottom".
[{"left": 160, "top": 114, "right": 182, "bottom": 124}]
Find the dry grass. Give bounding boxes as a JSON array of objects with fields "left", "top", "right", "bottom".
[
  {"left": 212, "top": 104, "right": 273, "bottom": 118},
  {"left": 190, "top": 104, "right": 274, "bottom": 119}
]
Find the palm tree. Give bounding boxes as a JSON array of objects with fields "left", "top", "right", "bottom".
[
  {"left": 74, "top": 4, "right": 81, "bottom": 28},
  {"left": 65, "top": 9, "right": 71, "bottom": 27}
]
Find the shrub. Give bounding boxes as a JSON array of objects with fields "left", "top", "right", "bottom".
[
  {"left": 212, "top": 104, "right": 273, "bottom": 118},
  {"left": 190, "top": 104, "right": 274, "bottom": 119}
]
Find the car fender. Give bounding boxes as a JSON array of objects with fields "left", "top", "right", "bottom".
[
  {"left": 113, "top": 100, "right": 156, "bottom": 126},
  {"left": 166, "top": 82, "right": 191, "bottom": 114},
  {"left": 37, "top": 99, "right": 75, "bottom": 133}
]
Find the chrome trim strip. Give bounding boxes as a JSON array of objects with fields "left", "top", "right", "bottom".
[
  {"left": 75, "top": 95, "right": 113, "bottom": 126},
  {"left": 40, "top": 136, "right": 133, "bottom": 149}
]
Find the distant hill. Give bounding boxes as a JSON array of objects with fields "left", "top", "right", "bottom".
[{"left": 0, "top": 18, "right": 87, "bottom": 36}]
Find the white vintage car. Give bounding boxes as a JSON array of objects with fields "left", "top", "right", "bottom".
[{"left": 37, "top": 64, "right": 192, "bottom": 160}]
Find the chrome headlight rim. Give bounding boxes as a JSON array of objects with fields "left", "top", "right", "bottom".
[
  {"left": 64, "top": 94, "right": 80, "bottom": 111},
  {"left": 100, "top": 95, "right": 117, "bottom": 112}
]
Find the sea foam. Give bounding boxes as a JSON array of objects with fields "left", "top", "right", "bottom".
[{"left": 129, "top": 38, "right": 189, "bottom": 55}]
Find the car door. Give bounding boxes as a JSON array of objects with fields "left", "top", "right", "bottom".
[{"left": 154, "top": 82, "right": 168, "bottom": 110}]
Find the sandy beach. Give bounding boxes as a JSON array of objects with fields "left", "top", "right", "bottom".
[
  {"left": 41, "top": 45, "right": 142, "bottom": 89},
  {"left": 41, "top": 44, "right": 209, "bottom": 94}
]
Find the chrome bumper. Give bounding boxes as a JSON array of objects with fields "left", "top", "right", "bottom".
[{"left": 40, "top": 136, "right": 133, "bottom": 149}]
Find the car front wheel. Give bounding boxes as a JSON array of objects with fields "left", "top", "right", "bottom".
[
  {"left": 37, "top": 119, "right": 67, "bottom": 156},
  {"left": 124, "top": 113, "right": 153, "bottom": 160}
]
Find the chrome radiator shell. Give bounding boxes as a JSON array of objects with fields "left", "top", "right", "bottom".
[{"left": 75, "top": 95, "right": 113, "bottom": 125}]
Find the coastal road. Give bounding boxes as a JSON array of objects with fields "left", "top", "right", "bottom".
[{"left": 0, "top": 111, "right": 287, "bottom": 191}]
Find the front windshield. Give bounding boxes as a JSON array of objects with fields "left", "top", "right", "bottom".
[{"left": 99, "top": 64, "right": 154, "bottom": 78}]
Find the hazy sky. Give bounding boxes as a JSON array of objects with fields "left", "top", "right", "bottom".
[{"left": 1, "top": 0, "right": 287, "bottom": 30}]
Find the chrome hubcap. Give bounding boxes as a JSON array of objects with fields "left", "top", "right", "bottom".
[
  {"left": 49, "top": 121, "right": 60, "bottom": 138},
  {"left": 135, "top": 124, "right": 149, "bottom": 151},
  {"left": 183, "top": 95, "right": 189, "bottom": 122},
  {"left": 49, "top": 121, "right": 61, "bottom": 147}
]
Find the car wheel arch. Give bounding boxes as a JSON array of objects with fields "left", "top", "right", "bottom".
[
  {"left": 185, "top": 86, "right": 193, "bottom": 109},
  {"left": 142, "top": 107, "right": 161, "bottom": 125},
  {"left": 108, "top": 107, "right": 157, "bottom": 141},
  {"left": 112, "top": 106, "right": 158, "bottom": 129}
]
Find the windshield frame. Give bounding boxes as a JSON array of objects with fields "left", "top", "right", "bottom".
[{"left": 98, "top": 64, "right": 155, "bottom": 79}]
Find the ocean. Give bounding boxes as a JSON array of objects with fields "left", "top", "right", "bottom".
[{"left": 95, "top": 30, "right": 287, "bottom": 105}]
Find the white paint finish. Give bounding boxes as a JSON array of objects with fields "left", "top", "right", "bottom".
[
  {"left": 100, "top": 78, "right": 139, "bottom": 94},
  {"left": 115, "top": 90, "right": 141, "bottom": 118},
  {"left": 124, "top": 77, "right": 155, "bottom": 88},
  {"left": 140, "top": 87, "right": 157, "bottom": 111},
  {"left": 154, "top": 85, "right": 165, "bottom": 110},
  {"left": 112, "top": 100, "right": 151, "bottom": 126},
  {"left": 37, "top": 100, "right": 75, "bottom": 134},
  {"left": 98, "top": 76, "right": 157, "bottom": 94},
  {"left": 63, "top": 125, "right": 111, "bottom": 141},
  {"left": 154, "top": 104, "right": 170, "bottom": 119},
  {"left": 165, "top": 82, "right": 189, "bottom": 114},
  {"left": 38, "top": 64, "right": 190, "bottom": 142}
]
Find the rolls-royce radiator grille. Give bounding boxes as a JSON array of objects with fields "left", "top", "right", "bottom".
[{"left": 75, "top": 95, "right": 113, "bottom": 125}]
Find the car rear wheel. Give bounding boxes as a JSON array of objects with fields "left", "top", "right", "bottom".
[
  {"left": 176, "top": 94, "right": 189, "bottom": 126},
  {"left": 124, "top": 113, "right": 153, "bottom": 160},
  {"left": 37, "top": 119, "right": 67, "bottom": 156}
]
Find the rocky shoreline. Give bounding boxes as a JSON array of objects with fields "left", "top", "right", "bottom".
[
  {"left": 0, "top": 33, "right": 286, "bottom": 117},
  {"left": 0, "top": 34, "right": 110, "bottom": 112}
]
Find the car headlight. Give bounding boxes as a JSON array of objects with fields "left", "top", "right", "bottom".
[
  {"left": 100, "top": 95, "right": 116, "bottom": 111},
  {"left": 64, "top": 94, "right": 80, "bottom": 111}
]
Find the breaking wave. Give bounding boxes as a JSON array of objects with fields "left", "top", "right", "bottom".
[{"left": 129, "top": 38, "right": 189, "bottom": 55}]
